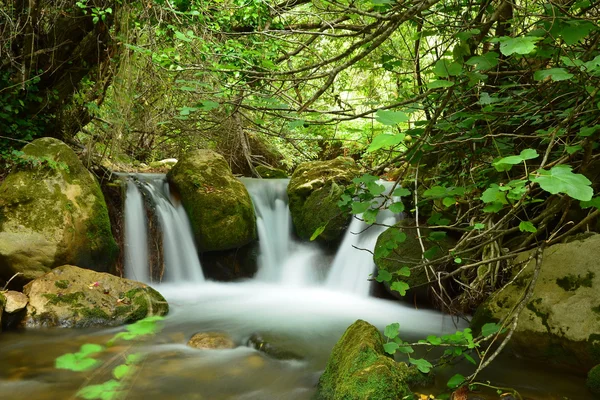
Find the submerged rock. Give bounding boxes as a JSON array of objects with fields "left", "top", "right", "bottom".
[
  {"left": 3, "top": 290, "right": 28, "bottom": 313},
  {"left": 0, "top": 137, "right": 118, "bottom": 283},
  {"left": 22, "top": 265, "right": 168, "bottom": 328},
  {"left": 255, "top": 165, "right": 287, "bottom": 179},
  {"left": 247, "top": 332, "right": 303, "bottom": 360},
  {"left": 471, "top": 234, "right": 600, "bottom": 370},
  {"left": 167, "top": 149, "right": 256, "bottom": 252},
  {"left": 315, "top": 319, "right": 414, "bottom": 400},
  {"left": 187, "top": 332, "right": 236, "bottom": 349},
  {"left": 287, "top": 157, "right": 359, "bottom": 242}
]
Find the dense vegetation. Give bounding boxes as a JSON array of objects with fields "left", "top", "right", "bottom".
[{"left": 1, "top": 0, "right": 600, "bottom": 393}]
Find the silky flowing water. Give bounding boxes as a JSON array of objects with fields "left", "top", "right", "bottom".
[{"left": 0, "top": 176, "right": 590, "bottom": 399}]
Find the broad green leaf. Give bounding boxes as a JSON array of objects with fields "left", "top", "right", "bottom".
[
  {"left": 434, "top": 59, "right": 463, "bottom": 77},
  {"left": 483, "top": 202, "right": 504, "bottom": 213},
  {"left": 465, "top": 52, "right": 499, "bottom": 71},
  {"left": 376, "top": 269, "right": 393, "bottom": 283},
  {"left": 199, "top": 100, "right": 220, "bottom": 111},
  {"left": 481, "top": 322, "right": 502, "bottom": 337},
  {"left": 481, "top": 185, "right": 508, "bottom": 204},
  {"left": 442, "top": 196, "right": 455, "bottom": 207},
  {"left": 389, "top": 202, "right": 405, "bottom": 213},
  {"left": 310, "top": 224, "right": 327, "bottom": 241},
  {"left": 396, "top": 344, "right": 414, "bottom": 354},
  {"left": 534, "top": 68, "right": 574, "bottom": 82},
  {"left": 392, "top": 188, "right": 411, "bottom": 197},
  {"left": 497, "top": 36, "right": 542, "bottom": 56},
  {"left": 367, "top": 133, "right": 405, "bottom": 152},
  {"left": 363, "top": 209, "right": 379, "bottom": 225},
  {"left": 351, "top": 201, "right": 371, "bottom": 214},
  {"left": 410, "top": 358, "right": 433, "bottom": 373},
  {"left": 390, "top": 281, "right": 410, "bottom": 296},
  {"left": 427, "top": 335, "right": 442, "bottom": 345},
  {"left": 454, "top": 257, "right": 462, "bottom": 263},
  {"left": 581, "top": 197, "right": 600, "bottom": 210},
  {"left": 427, "top": 80, "right": 454, "bottom": 89},
  {"left": 367, "top": 182, "right": 386, "bottom": 196},
  {"left": 79, "top": 344, "right": 105, "bottom": 357},
  {"left": 566, "top": 145, "right": 583, "bottom": 155},
  {"left": 55, "top": 353, "right": 99, "bottom": 372},
  {"left": 520, "top": 149, "right": 539, "bottom": 160},
  {"left": 423, "top": 247, "right": 440, "bottom": 259},
  {"left": 447, "top": 373, "right": 466, "bottom": 388},
  {"left": 77, "top": 380, "right": 123, "bottom": 400},
  {"left": 423, "top": 186, "right": 448, "bottom": 198},
  {"left": 384, "top": 323, "right": 400, "bottom": 339},
  {"left": 464, "top": 353, "right": 477, "bottom": 365},
  {"left": 578, "top": 125, "right": 600, "bottom": 137},
  {"left": 532, "top": 165, "right": 593, "bottom": 201},
  {"left": 126, "top": 353, "right": 144, "bottom": 364},
  {"left": 375, "top": 110, "right": 409, "bottom": 125},
  {"left": 113, "top": 364, "right": 131, "bottom": 380},
  {"left": 383, "top": 342, "right": 399, "bottom": 354},
  {"left": 473, "top": 223, "right": 485, "bottom": 230},
  {"left": 397, "top": 266, "right": 411, "bottom": 277},
  {"left": 558, "top": 20, "right": 597, "bottom": 45},
  {"left": 429, "top": 231, "right": 447, "bottom": 241},
  {"left": 519, "top": 221, "right": 537, "bottom": 233}
]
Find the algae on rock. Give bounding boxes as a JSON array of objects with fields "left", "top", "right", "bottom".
[
  {"left": 23, "top": 265, "right": 168, "bottom": 328},
  {"left": 0, "top": 138, "right": 118, "bottom": 283},
  {"left": 315, "top": 319, "right": 414, "bottom": 400},
  {"left": 471, "top": 234, "right": 600, "bottom": 370},
  {"left": 167, "top": 149, "right": 256, "bottom": 252},
  {"left": 287, "top": 157, "right": 359, "bottom": 242}
]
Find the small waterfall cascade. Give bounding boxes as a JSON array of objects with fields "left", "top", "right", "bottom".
[
  {"left": 241, "top": 178, "right": 321, "bottom": 286},
  {"left": 325, "top": 181, "right": 402, "bottom": 296},
  {"left": 123, "top": 174, "right": 205, "bottom": 283}
]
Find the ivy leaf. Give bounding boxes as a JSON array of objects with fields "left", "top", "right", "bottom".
[
  {"left": 534, "top": 68, "right": 574, "bottom": 82},
  {"left": 367, "top": 182, "right": 386, "bottom": 196},
  {"left": 442, "top": 197, "right": 455, "bottom": 207},
  {"left": 392, "top": 188, "right": 411, "bottom": 197},
  {"left": 384, "top": 322, "right": 400, "bottom": 339},
  {"left": 519, "top": 148, "right": 539, "bottom": 160},
  {"left": 447, "top": 373, "right": 466, "bottom": 388},
  {"left": 497, "top": 36, "right": 542, "bottom": 56},
  {"left": 465, "top": 52, "right": 499, "bottom": 71},
  {"left": 427, "top": 80, "right": 454, "bottom": 89},
  {"left": 310, "top": 224, "right": 327, "bottom": 241},
  {"left": 531, "top": 165, "right": 593, "bottom": 201},
  {"left": 481, "top": 322, "right": 502, "bottom": 337},
  {"left": 427, "top": 335, "right": 442, "bottom": 345},
  {"left": 428, "top": 231, "right": 447, "bottom": 241},
  {"left": 376, "top": 269, "right": 393, "bottom": 283},
  {"left": 375, "top": 110, "right": 409, "bottom": 125},
  {"left": 481, "top": 185, "right": 508, "bottom": 204},
  {"left": 55, "top": 353, "right": 99, "bottom": 372},
  {"left": 434, "top": 59, "right": 463, "bottom": 77},
  {"left": 351, "top": 201, "right": 371, "bottom": 214},
  {"left": 410, "top": 358, "right": 433, "bottom": 373},
  {"left": 383, "top": 342, "right": 399, "bottom": 354},
  {"left": 464, "top": 353, "right": 477, "bottom": 365},
  {"left": 367, "top": 133, "right": 405, "bottom": 152},
  {"left": 79, "top": 344, "right": 104, "bottom": 357},
  {"left": 483, "top": 202, "right": 504, "bottom": 213},
  {"left": 77, "top": 380, "right": 123, "bottom": 400},
  {"left": 558, "top": 20, "right": 597, "bottom": 45},
  {"left": 199, "top": 100, "right": 220, "bottom": 111},
  {"left": 390, "top": 281, "right": 410, "bottom": 296},
  {"left": 397, "top": 266, "right": 411, "bottom": 277},
  {"left": 581, "top": 197, "right": 600, "bottom": 210},
  {"left": 578, "top": 125, "right": 600, "bottom": 137},
  {"left": 389, "top": 202, "right": 405, "bottom": 213},
  {"left": 363, "top": 209, "right": 379, "bottom": 225},
  {"left": 519, "top": 221, "right": 537, "bottom": 233},
  {"left": 113, "top": 364, "right": 131, "bottom": 380}
]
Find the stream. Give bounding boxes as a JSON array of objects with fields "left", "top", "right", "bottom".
[{"left": 0, "top": 176, "right": 590, "bottom": 399}]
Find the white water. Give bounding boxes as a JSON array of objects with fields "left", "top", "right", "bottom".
[
  {"left": 124, "top": 180, "right": 149, "bottom": 282},
  {"left": 123, "top": 174, "right": 204, "bottom": 283}
]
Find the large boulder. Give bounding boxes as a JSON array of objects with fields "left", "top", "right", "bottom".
[
  {"left": 22, "top": 265, "right": 168, "bottom": 328},
  {"left": 471, "top": 234, "right": 600, "bottom": 371},
  {"left": 167, "top": 149, "right": 256, "bottom": 252},
  {"left": 0, "top": 138, "right": 118, "bottom": 283},
  {"left": 373, "top": 219, "right": 455, "bottom": 304},
  {"left": 315, "top": 320, "right": 414, "bottom": 400},
  {"left": 255, "top": 165, "right": 287, "bottom": 179},
  {"left": 287, "top": 157, "right": 359, "bottom": 242}
]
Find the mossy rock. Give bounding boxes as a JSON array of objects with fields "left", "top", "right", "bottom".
[
  {"left": 255, "top": 165, "right": 287, "bottom": 179},
  {"left": 22, "top": 265, "right": 168, "bottom": 328},
  {"left": 315, "top": 320, "right": 413, "bottom": 400},
  {"left": 0, "top": 138, "right": 118, "bottom": 283},
  {"left": 287, "top": 157, "right": 359, "bottom": 242},
  {"left": 470, "top": 234, "right": 600, "bottom": 371},
  {"left": 373, "top": 219, "right": 455, "bottom": 304},
  {"left": 587, "top": 364, "right": 600, "bottom": 396},
  {"left": 247, "top": 332, "right": 303, "bottom": 360},
  {"left": 187, "top": 332, "right": 236, "bottom": 349},
  {"left": 167, "top": 149, "right": 257, "bottom": 252}
]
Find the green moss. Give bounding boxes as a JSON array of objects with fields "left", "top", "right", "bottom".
[
  {"left": 79, "top": 306, "right": 111, "bottom": 321},
  {"left": 588, "top": 334, "right": 600, "bottom": 364},
  {"left": 255, "top": 165, "right": 287, "bottom": 179},
  {"left": 470, "top": 302, "right": 499, "bottom": 335},
  {"left": 592, "top": 305, "right": 600, "bottom": 315},
  {"left": 556, "top": 271, "right": 594, "bottom": 292},
  {"left": 43, "top": 292, "right": 84, "bottom": 306},
  {"left": 0, "top": 292, "right": 6, "bottom": 308},
  {"left": 587, "top": 364, "right": 600, "bottom": 395},
  {"left": 121, "top": 287, "right": 169, "bottom": 322},
  {"left": 526, "top": 298, "right": 550, "bottom": 331},
  {"left": 54, "top": 280, "right": 70, "bottom": 289}
]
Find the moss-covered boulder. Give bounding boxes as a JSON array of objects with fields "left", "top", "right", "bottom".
[
  {"left": 187, "top": 332, "right": 236, "bottom": 349},
  {"left": 167, "top": 149, "right": 256, "bottom": 252},
  {"left": 373, "top": 219, "right": 455, "bottom": 304},
  {"left": 22, "top": 265, "right": 168, "bottom": 328},
  {"left": 587, "top": 364, "right": 600, "bottom": 396},
  {"left": 255, "top": 165, "right": 287, "bottom": 179},
  {"left": 287, "top": 157, "right": 359, "bottom": 242},
  {"left": 315, "top": 320, "right": 414, "bottom": 400},
  {"left": 471, "top": 234, "right": 600, "bottom": 371},
  {"left": 0, "top": 138, "right": 118, "bottom": 283}
]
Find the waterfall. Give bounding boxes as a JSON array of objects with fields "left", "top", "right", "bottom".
[{"left": 123, "top": 174, "right": 205, "bottom": 283}]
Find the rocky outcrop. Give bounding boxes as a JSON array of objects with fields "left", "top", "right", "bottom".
[
  {"left": 287, "top": 157, "right": 359, "bottom": 242},
  {"left": 255, "top": 165, "right": 287, "bottom": 179},
  {"left": 373, "top": 219, "right": 455, "bottom": 303},
  {"left": 471, "top": 234, "right": 600, "bottom": 371},
  {"left": 187, "top": 332, "right": 236, "bottom": 349},
  {"left": 167, "top": 149, "right": 256, "bottom": 252},
  {"left": 22, "top": 265, "right": 168, "bottom": 328},
  {"left": 315, "top": 320, "right": 414, "bottom": 400},
  {"left": 0, "top": 138, "right": 118, "bottom": 283},
  {"left": 3, "top": 290, "right": 28, "bottom": 313}
]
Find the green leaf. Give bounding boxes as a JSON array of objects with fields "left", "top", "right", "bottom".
[
  {"left": 534, "top": 68, "right": 574, "bottom": 82},
  {"left": 389, "top": 202, "right": 405, "bottom": 213},
  {"left": 367, "top": 133, "right": 405, "bottom": 152},
  {"left": 578, "top": 125, "right": 600, "bottom": 137},
  {"left": 519, "top": 221, "right": 537, "bottom": 233},
  {"left": 392, "top": 188, "right": 411, "bottom": 197},
  {"left": 351, "top": 201, "right": 371, "bottom": 214},
  {"left": 427, "top": 80, "right": 454, "bottom": 89},
  {"left": 427, "top": 335, "right": 442, "bottom": 345},
  {"left": 310, "top": 224, "right": 327, "bottom": 241},
  {"left": 497, "top": 36, "right": 542, "bottom": 56},
  {"left": 532, "top": 165, "right": 593, "bottom": 201},
  {"left": 519, "top": 148, "right": 539, "bottom": 160},
  {"left": 410, "top": 358, "right": 433, "bottom": 373},
  {"left": 428, "top": 231, "right": 447, "bottom": 241},
  {"left": 363, "top": 209, "right": 379, "bottom": 225},
  {"left": 447, "top": 373, "right": 466, "bottom": 388},
  {"left": 383, "top": 342, "right": 399, "bottom": 354},
  {"left": 384, "top": 322, "right": 400, "bottom": 339},
  {"left": 464, "top": 353, "right": 477, "bottom": 365},
  {"left": 375, "top": 110, "right": 409, "bottom": 125},
  {"left": 442, "top": 197, "right": 455, "bottom": 208},
  {"left": 79, "top": 344, "right": 105, "bottom": 357},
  {"left": 581, "top": 197, "right": 600, "bottom": 210},
  {"left": 397, "top": 266, "right": 411, "bottom": 277},
  {"left": 465, "top": 52, "right": 499, "bottom": 71},
  {"left": 481, "top": 322, "right": 502, "bottom": 337},
  {"left": 434, "top": 59, "right": 463, "bottom": 77},
  {"left": 113, "top": 364, "right": 131, "bottom": 380},
  {"left": 367, "top": 182, "right": 386, "bottom": 196},
  {"left": 473, "top": 223, "right": 485, "bottom": 230},
  {"left": 483, "top": 202, "right": 504, "bottom": 213},
  {"left": 558, "top": 20, "right": 597, "bottom": 45},
  {"left": 454, "top": 257, "right": 462, "bottom": 264},
  {"left": 376, "top": 269, "right": 393, "bottom": 283},
  {"left": 390, "top": 281, "right": 410, "bottom": 296},
  {"left": 126, "top": 353, "right": 145, "bottom": 364},
  {"left": 481, "top": 185, "right": 507, "bottom": 204},
  {"left": 77, "top": 380, "right": 123, "bottom": 400},
  {"left": 199, "top": 100, "right": 220, "bottom": 111},
  {"left": 55, "top": 353, "right": 99, "bottom": 372}
]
